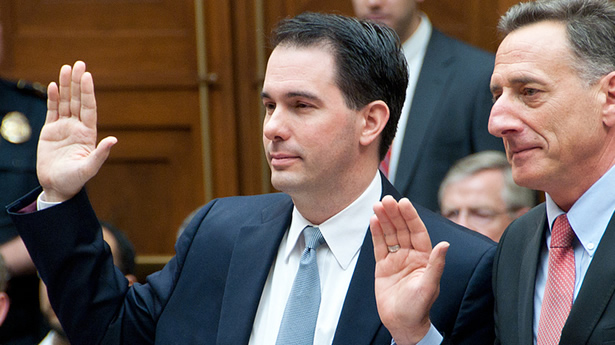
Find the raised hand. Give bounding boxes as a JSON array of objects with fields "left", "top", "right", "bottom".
[
  {"left": 37, "top": 61, "right": 117, "bottom": 202},
  {"left": 370, "top": 196, "right": 449, "bottom": 345}
]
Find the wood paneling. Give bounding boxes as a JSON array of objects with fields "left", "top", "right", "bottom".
[{"left": 1, "top": 0, "right": 205, "bottom": 258}]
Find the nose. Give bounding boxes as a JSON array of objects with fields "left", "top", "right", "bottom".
[
  {"left": 488, "top": 96, "right": 523, "bottom": 139},
  {"left": 263, "top": 107, "right": 289, "bottom": 142},
  {"left": 455, "top": 212, "right": 473, "bottom": 230}
]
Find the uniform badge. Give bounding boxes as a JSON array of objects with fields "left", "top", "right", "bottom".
[{"left": 1, "top": 111, "right": 32, "bottom": 144}]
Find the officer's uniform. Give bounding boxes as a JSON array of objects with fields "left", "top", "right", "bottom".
[{"left": 0, "top": 78, "right": 47, "bottom": 344}]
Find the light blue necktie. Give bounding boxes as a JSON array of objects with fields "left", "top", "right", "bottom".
[{"left": 275, "top": 226, "right": 326, "bottom": 345}]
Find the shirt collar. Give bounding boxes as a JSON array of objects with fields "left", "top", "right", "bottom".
[
  {"left": 284, "top": 172, "right": 382, "bottom": 269},
  {"left": 546, "top": 164, "right": 615, "bottom": 255},
  {"left": 401, "top": 12, "right": 432, "bottom": 62}
]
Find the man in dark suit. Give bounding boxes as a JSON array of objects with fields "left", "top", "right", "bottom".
[
  {"left": 352, "top": 0, "right": 504, "bottom": 211},
  {"left": 7, "top": 13, "right": 495, "bottom": 345},
  {"left": 371, "top": 0, "right": 615, "bottom": 344}
]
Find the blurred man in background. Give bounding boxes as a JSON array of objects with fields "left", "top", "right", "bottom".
[
  {"left": 352, "top": 0, "right": 504, "bottom": 211},
  {"left": 438, "top": 151, "right": 535, "bottom": 242}
]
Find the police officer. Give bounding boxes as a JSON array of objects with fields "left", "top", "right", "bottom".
[{"left": 0, "top": 77, "right": 47, "bottom": 344}]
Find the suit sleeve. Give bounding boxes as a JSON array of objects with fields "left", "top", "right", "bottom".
[
  {"left": 445, "top": 245, "right": 496, "bottom": 345},
  {"left": 7, "top": 187, "right": 213, "bottom": 345}
]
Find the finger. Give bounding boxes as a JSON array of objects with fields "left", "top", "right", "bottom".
[
  {"left": 80, "top": 72, "right": 97, "bottom": 129},
  {"left": 70, "top": 61, "right": 86, "bottom": 119},
  {"left": 373, "top": 196, "right": 399, "bottom": 247},
  {"left": 370, "top": 215, "right": 389, "bottom": 262},
  {"left": 423, "top": 241, "right": 449, "bottom": 296},
  {"left": 381, "top": 196, "right": 413, "bottom": 248},
  {"left": 58, "top": 64, "right": 72, "bottom": 117},
  {"left": 46, "top": 82, "right": 60, "bottom": 123},
  {"left": 399, "top": 198, "right": 432, "bottom": 253}
]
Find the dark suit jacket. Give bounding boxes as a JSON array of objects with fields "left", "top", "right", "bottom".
[
  {"left": 394, "top": 29, "right": 504, "bottom": 211},
  {"left": 8, "top": 174, "right": 495, "bottom": 345},
  {"left": 0, "top": 78, "right": 48, "bottom": 345},
  {"left": 494, "top": 204, "right": 615, "bottom": 344}
]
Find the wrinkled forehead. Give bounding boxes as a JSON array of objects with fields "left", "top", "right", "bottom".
[{"left": 492, "top": 21, "right": 572, "bottom": 87}]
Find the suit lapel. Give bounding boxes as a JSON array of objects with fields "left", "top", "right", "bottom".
[
  {"left": 216, "top": 197, "right": 293, "bottom": 345},
  {"left": 517, "top": 211, "right": 547, "bottom": 344},
  {"left": 395, "top": 30, "right": 454, "bottom": 194},
  {"left": 332, "top": 175, "right": 396, "bottom": 344},
  {"left": 560, "top": 211, "right": 615, "bottom": 344},
  {"left": 333, "top": 231, "right": 388, "bottom": 345}
]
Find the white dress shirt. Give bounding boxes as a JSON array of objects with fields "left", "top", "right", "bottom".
[
  {"left": 387, "top": 13, "right": 432, "bottom": 184},
  {"left": 248, "top": 172, "right": 382, "bottom": 345},
  {"left": 532, "top": 164, "right": 615, "bottom": 344}
]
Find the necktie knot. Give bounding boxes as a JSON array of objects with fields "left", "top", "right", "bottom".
[
  {"left": 551, "top": 214, "right": 574, "bottom": 248},
  {"left": 304, "top": 226, "right": 325, "bottom": 251}
]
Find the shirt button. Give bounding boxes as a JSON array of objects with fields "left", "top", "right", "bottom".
[{"left": 587, "top": 242, "right": 595, "bottom": 250}]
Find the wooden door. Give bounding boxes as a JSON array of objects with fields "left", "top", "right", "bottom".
[{"left": 0, "top": 0, "right": 207, "bottom": 276}]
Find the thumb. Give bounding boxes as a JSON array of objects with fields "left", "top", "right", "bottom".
[
  {"left": 423, "top": 241, "right": 449, "bottom": 288},
  {"left": 85, "top": 136, "right": 117, "bottom": 174}
]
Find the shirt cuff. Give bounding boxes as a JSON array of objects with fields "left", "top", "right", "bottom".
[
  {"left": 391, "top": 323, "right": 443, "bottom": 345},
  {"left": 37, "top": 192, "right": 62, "bottom": 211}
]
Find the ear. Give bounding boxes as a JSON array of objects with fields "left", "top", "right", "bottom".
[
  {"left": 359, "top": 100, "right": 389, "bottom": 148},
  {"left": 601, "top": 71, "right": 615, "bottom": 128},
  {"left": 0, "top": 292, "right": 10, "bottom": 326}
]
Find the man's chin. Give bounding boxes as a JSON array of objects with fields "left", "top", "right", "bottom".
[{"left": 270, "top": 173, "right": 301, "bottom": 193}]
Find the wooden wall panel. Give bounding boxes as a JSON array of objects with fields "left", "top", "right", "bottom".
[
  {"left": 0, "top": 0, "right": 205, "bottom": 265},
  {"left": 4, "top": 0, "right": 197, "bottom": 88}
]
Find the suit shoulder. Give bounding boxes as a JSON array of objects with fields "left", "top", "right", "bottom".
[
  {"left": 197, "top": 193, "right": 292, "bottom": 224},
  {"left": 0, "top": 78, "right": 47, "bottom": 100},
  {"left": 503, "top": 203, "right": 546, "bottom": 239},
  {"left": 432, "top": 29, "right": 493, "bottom": 57}
]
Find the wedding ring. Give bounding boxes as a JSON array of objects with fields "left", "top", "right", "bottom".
[{"left": 387, "top": 244, "right": 401, "bottom": 253}]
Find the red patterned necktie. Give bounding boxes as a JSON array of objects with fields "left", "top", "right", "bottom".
[
  {"left": 379, "top": 146, "right": 392, "bottom": 177},
  {"left": 537, "top": 214, "right": 576, "bottom": 345}
]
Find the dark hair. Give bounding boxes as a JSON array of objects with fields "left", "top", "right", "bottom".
[
  {"left": 498, "top": 0, "right": 615, "bottom": 85},
  {"left": 270, "top": 12, "right": 409, "bottom": 160},
  {"left": 100, "top": 221, "right": 136, "bottom": 276}
]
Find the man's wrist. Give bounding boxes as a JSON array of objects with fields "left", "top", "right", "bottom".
[{"left": 38, "top": 191, "right": 62, "bottom": 211}]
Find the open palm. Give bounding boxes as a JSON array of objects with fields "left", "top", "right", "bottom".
[
  {"left": 370, "top": 196, "right": 449, "bottom": 345},
  {"left": 37, "top": 61, "right": 117, "bottom": 202}
]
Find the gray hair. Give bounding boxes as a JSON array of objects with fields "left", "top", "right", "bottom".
[
  {"left": 498, "top": 0, "right": 615, "bottom": 85},
  {"left": 438, "top": 151, "right": 536, "bottom": 213}
]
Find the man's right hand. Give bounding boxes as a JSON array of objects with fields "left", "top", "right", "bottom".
[{"left": 37, "top": 61, "right": 117, "bottom": 203}]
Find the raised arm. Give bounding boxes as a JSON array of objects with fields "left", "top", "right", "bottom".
[
  {"left": 370, "top": 196, "right": 449, "bottom": 345},
  {"left": 37, "top": 61, "right": 117, "bottom": 202}
]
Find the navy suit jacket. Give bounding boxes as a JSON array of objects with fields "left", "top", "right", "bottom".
[
  {"left": 0, "top": 78, "right": 48, "bottom": 344},
  {"left": 394, "top": 29, "right": 504, "bottom": 211},
  {"left": 9, "top": 174, "right": 495, "bottom": 345},
  {"left": 494, "top": 205, "right": 615, "bottom": 344}
]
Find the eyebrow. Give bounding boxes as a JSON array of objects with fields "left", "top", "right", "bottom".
[
  {"left": 490, "top": 76, "right": 542, "bottom": 94},
  {"left": 261, "top": 90, "right": 321, "bottom": 101}
]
